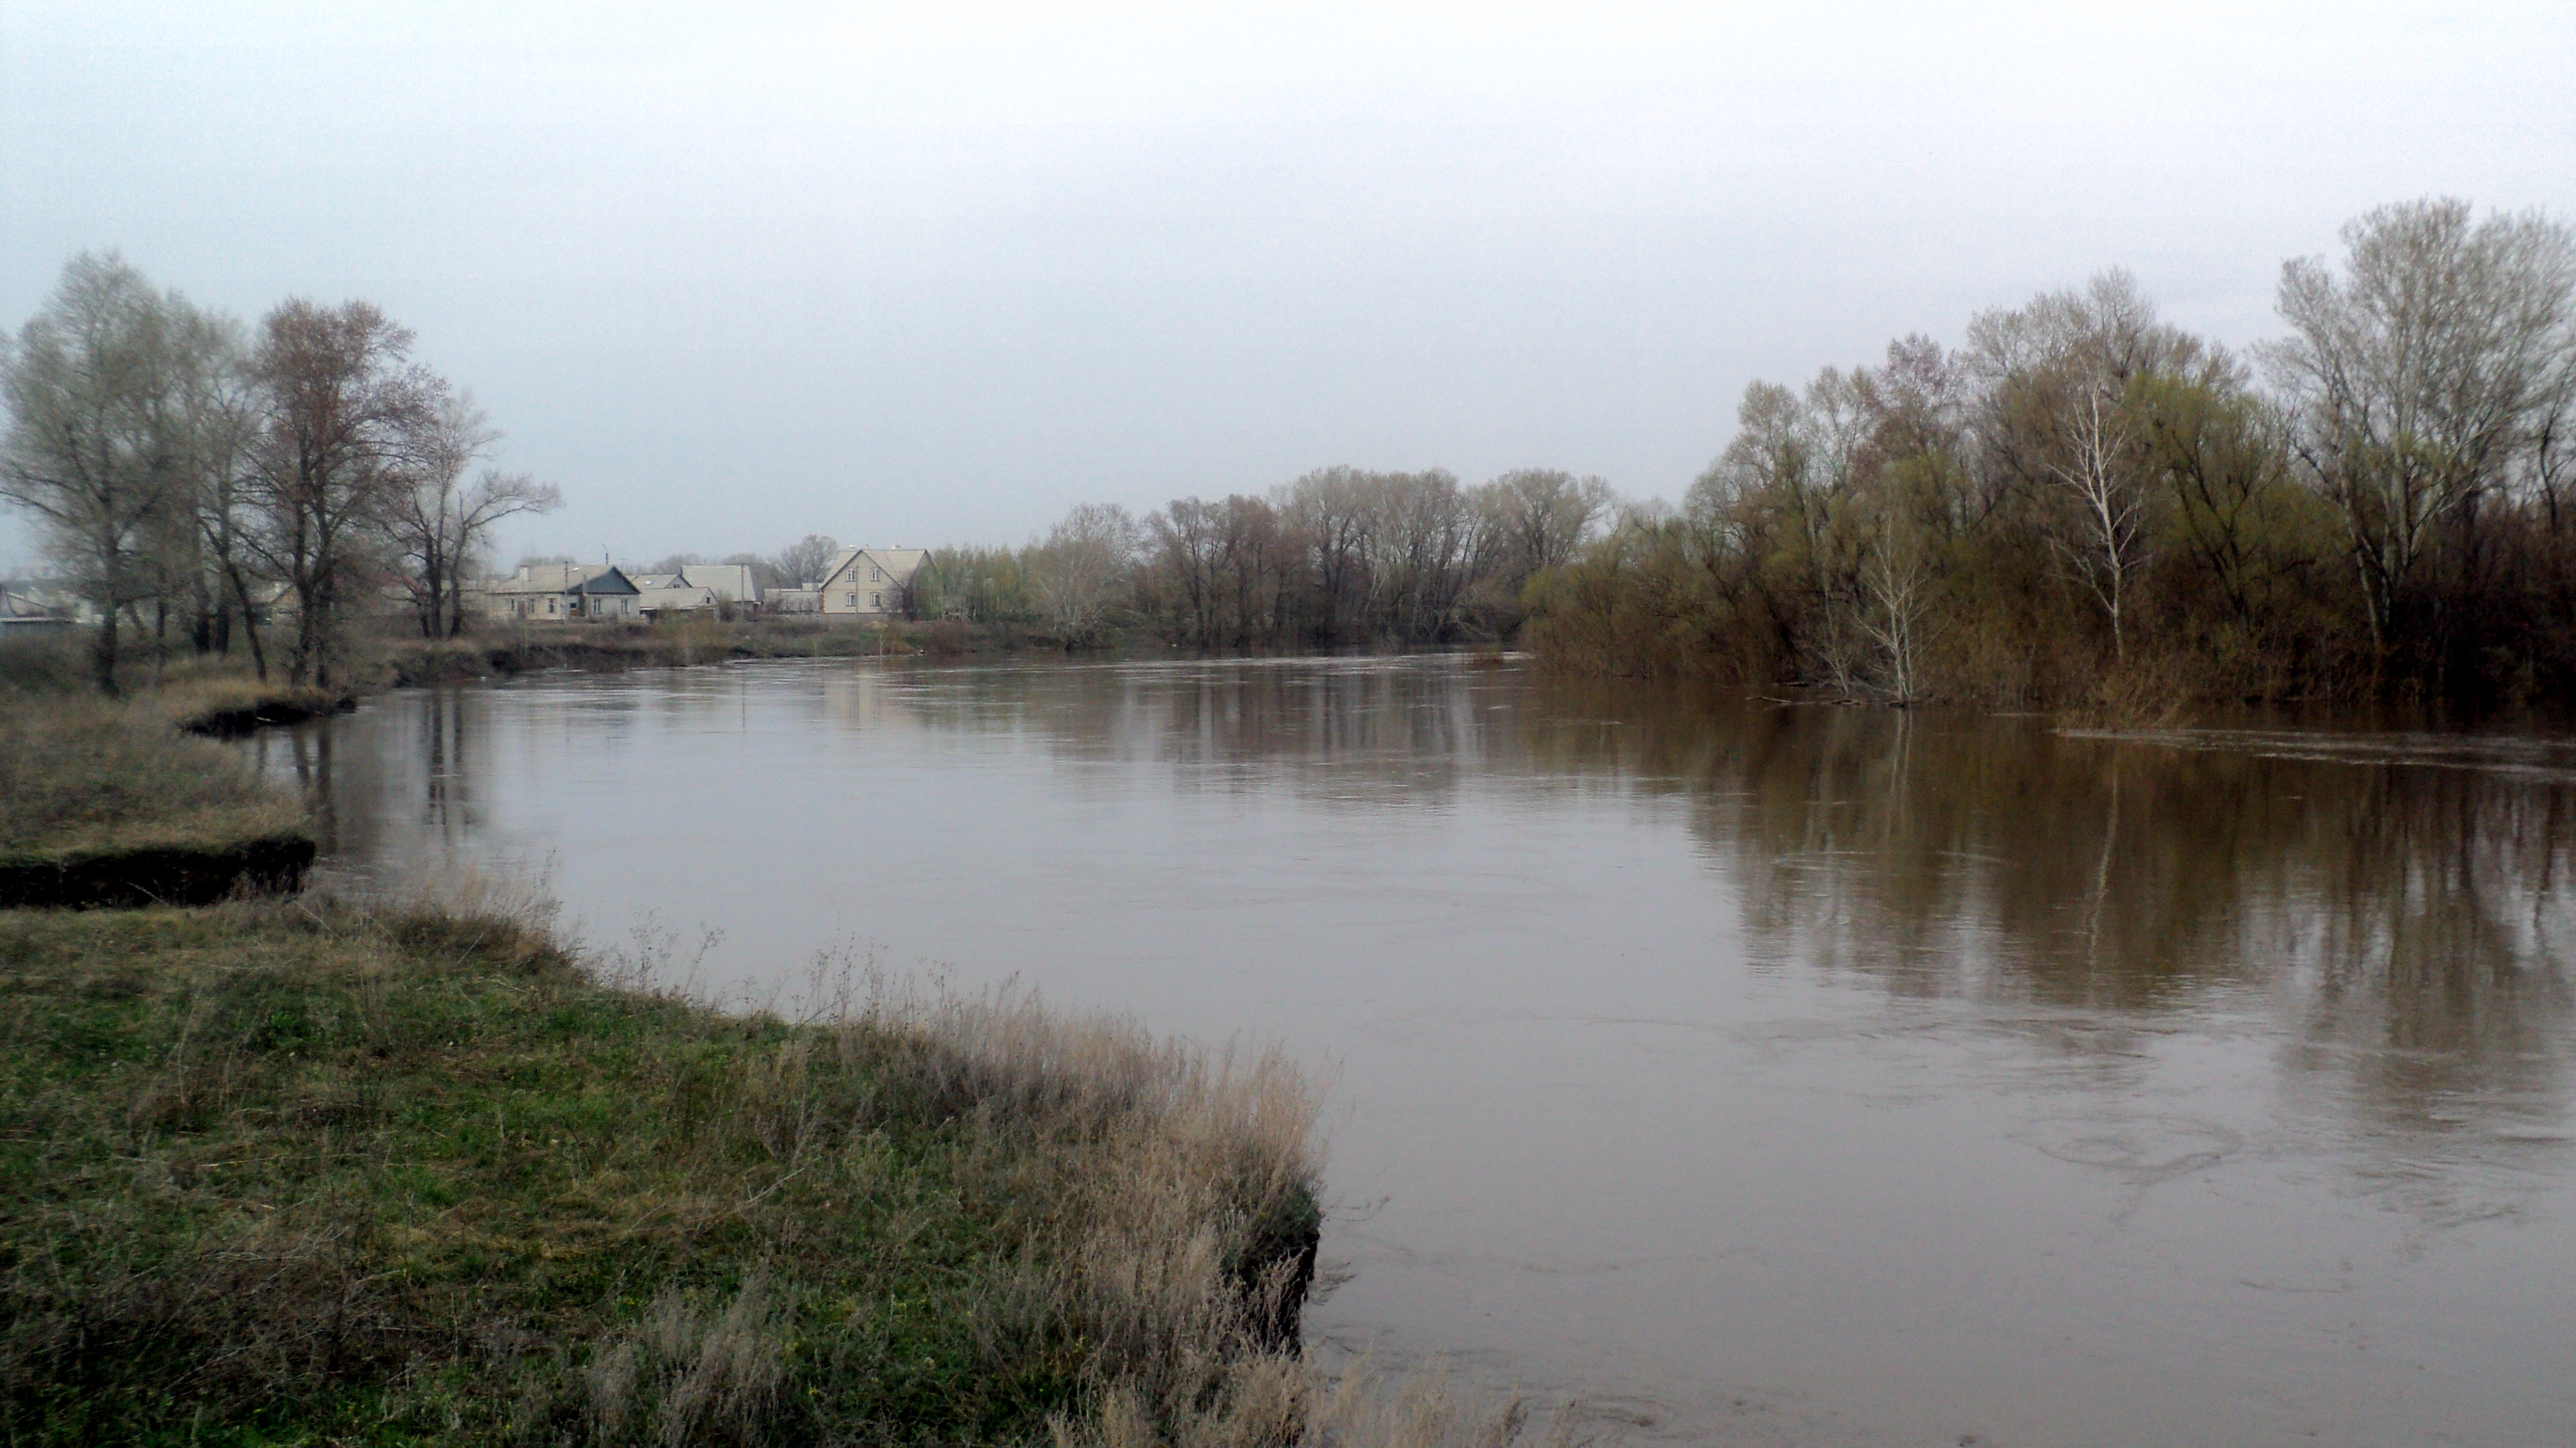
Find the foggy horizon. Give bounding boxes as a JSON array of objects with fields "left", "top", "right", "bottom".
[{"left": 6, "top": 2, "right": 2573, "bottom": 573}]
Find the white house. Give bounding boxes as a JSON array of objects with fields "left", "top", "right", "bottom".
[{"left": 817, "top": 548, "right": 928, "bottom": 617}]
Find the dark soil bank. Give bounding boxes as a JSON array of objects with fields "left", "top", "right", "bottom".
[
  {"left": 0, "top": 835, "right": 315, "bottom": 908},
  {"left": 177, "top": 693, "right": 357, "bottom": 736}
]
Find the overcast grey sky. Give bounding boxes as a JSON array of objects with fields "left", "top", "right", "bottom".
[{"left": 5, "top": 1, "right": 2571, "bottom": 571}]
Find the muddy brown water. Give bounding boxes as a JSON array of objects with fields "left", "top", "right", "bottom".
[{"left": 245, "top": 654, "right": 2576, "bottom": 1446}]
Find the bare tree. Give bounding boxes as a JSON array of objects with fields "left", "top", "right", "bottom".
[
  {"left": 1484, "top": 468, "right": 1615, "bottom": 586},
  {"left": 0, "top": 252, "right": 202, "bottom": 693},
  {"left": 387, "top": 391, "right": 560, "bottom": 638},
  {"left": 1278, "top": 467, "right": 1374, "bottom": 642},
  {"left": 2266, "top": 198, "right": 2576, "bottom": 655},
  {"left": 1150, "top": 497, "right": 1227, "bottom": 645},
  {"left": 770, "top": 533, "right": 840, "bottom": 589},
  {"left": 1025, "top": 502, "right": 1140, "bottom": 645},
  {"left": 1855, "top": 500, "right": 1936, "bottom": 701},
  {"left": 1361, "top": 470, "right": 1477, "bottom": 642},
  {"left": 158, "top": 303, "right": 275, "bottom": 677},
  {"left": 2044, "top": 386, "right": 2149, "bottom": 660},
  {"left": 243, "top": 299, "right": 439, "bottom": 687},
  {"left": 387, "top": 390, "right": 497, "bottom": 639}
]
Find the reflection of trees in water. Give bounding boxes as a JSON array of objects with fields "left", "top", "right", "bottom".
[
  {"left": 292, "top": 660, "right": 2569, "bottom": 1163},
  {"left": 1524, "top": 686, "right": 2576, "bottom": 1166},
  {"left": 363, "top": 663, "right": 2576, "bottom": 1130},
  {"left": 2289, "top": 768, "right": 2575, "bottom": 1150},
  {"left": 240, "top": 686, "right": 506, "bottom": 882},
  {"left": 878, "top": 660, "right": 1502, "bottom": 805}
]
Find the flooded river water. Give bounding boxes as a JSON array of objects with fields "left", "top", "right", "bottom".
[{"left": 249, "top": 654, "right": 2576, "bottom": 1446}]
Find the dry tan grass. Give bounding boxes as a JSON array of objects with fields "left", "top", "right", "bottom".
[
  {"left": 1060, "top": 1357, "right": 1593, "bottom": 1448},
  {"left": 829, "top": 979, "right": 1587, "bottom": 1447},
  {"left": 0, "top": 691, "right": 305, "bottom": 862}
]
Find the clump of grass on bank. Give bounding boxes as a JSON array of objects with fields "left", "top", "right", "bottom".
[
  {"left": 0, "top": 692, "right": 305, "bottom": 870},
  {"left": 0, "top": 896, "right": 1340, "bottom": 1445},
  {"left": 152, "top": 676, "right": 357, "bottom": 736}
]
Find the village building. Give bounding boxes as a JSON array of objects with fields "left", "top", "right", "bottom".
[
  {"left": 635, "top": 582, "right": 720, "bottom": 618},
  {"left": 632, "top": 563, "right": 761, "bottom": 620},
  {"left": 817, "top": 548, "right": 928, "bottom": 617},
  {"left": 483, "top": 562, "right": 644, "bottom": 622},
  {"left": 676, "top": 563, "right": 759, "bottom": 609},
  {"left": 0, "top": 581, "right": 82, "bottom": 632}
]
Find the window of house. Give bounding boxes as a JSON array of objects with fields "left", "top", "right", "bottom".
[
  {"left": 847, "top": 593, "right": 858, "bottom": 607},
  {"left": 871, "top": 566, "right": 883, "bottom": 582},
  {"left": 870, "top": 592, "right": 881, "bottom": 609}
]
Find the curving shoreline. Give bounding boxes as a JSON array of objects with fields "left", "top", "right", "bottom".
[{"left": 0, "top": 654, "right": 1395, "bottom": 1446}]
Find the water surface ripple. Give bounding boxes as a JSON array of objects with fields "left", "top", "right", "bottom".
[{"left": 248, "top": 656, "right": 2576, "bottom": 1446}]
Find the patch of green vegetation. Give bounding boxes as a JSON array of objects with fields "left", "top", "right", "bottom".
[{"left": 0, "top": 901, "right": 1320, "bottom": 1445}]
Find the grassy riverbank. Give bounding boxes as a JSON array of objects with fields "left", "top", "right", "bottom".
[
  {"left": 0, "top": 685, "right": 315, "bottom": 907},
  {"left": 0, "top": 897, "right": 1336, "bottom": 1445}
]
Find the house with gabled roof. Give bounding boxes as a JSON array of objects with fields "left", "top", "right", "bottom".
[
  {"left": 485, "top": 562, "right": 644, "bottom": 622},
  {"left": 817, "top": 548, "right": 927, "bottom": 618}
]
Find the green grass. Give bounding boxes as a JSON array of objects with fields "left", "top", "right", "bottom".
[{"left": 0, "top": 899, "right": 1323, "bottom": 1446}]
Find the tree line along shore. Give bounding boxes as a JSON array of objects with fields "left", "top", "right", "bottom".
[
  {"left": 667, "top": 195, "right": 2576, "bottom": 716},
  {"left": 17, "top": 195, "right": 2573, "bottom": 716}
]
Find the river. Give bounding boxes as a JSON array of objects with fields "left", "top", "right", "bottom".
[{"left": 245, "top": 653, "right": 2576, "bottom": 1447}]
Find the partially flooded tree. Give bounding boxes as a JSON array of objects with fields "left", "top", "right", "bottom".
[
  {"left": 0, "top": 252, "right": 205, "bottom": 694},
  {"left": 1359, "top": 469, "right": 1478, "bottom": 642},
  {"left": 2044, "top": 386, "right": 2148, "bottom": 660},
  {"left": 243, "top": 299, "right": 439, "bottom": 687},
  {"left": 1026, "top": 501, "right": 1141, "bottom": 645},
  {"left": 1279, "top": 467, "right": 1375, "bottom": 642},
  {"left": 2266, "top": 199, "right": 2576, "bottom": 662},
  {"left": 2133, "top": 371, "right": 2319, "bottom": 640},
  {"left": 1483, "top": 468, "right": 1615, "bottom": 587},
  {"left": 1855, "top": 495, "right": 1937, "bottom": 701},
  {"left": 1969, "top": 272, "right": 2208, "bottom": 664}
]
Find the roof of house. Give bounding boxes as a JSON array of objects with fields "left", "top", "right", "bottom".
[
  {"left": 494, "top": 563, "right": 598, "bottom": 595},
  {"left": 819, "top": 548, "right": 929, "bottom": 591},
  {"left": 677, "top": 564, "right": 758, "bottom": 601},
  {"left": 630, "top": 572, "right": 685, "bottom": 590},
  {"left": 637, "top": 585, "right": 719, "bottom": 611},
  {"left": 493, "top": 563, "right": 641, "bottom": 596}
]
